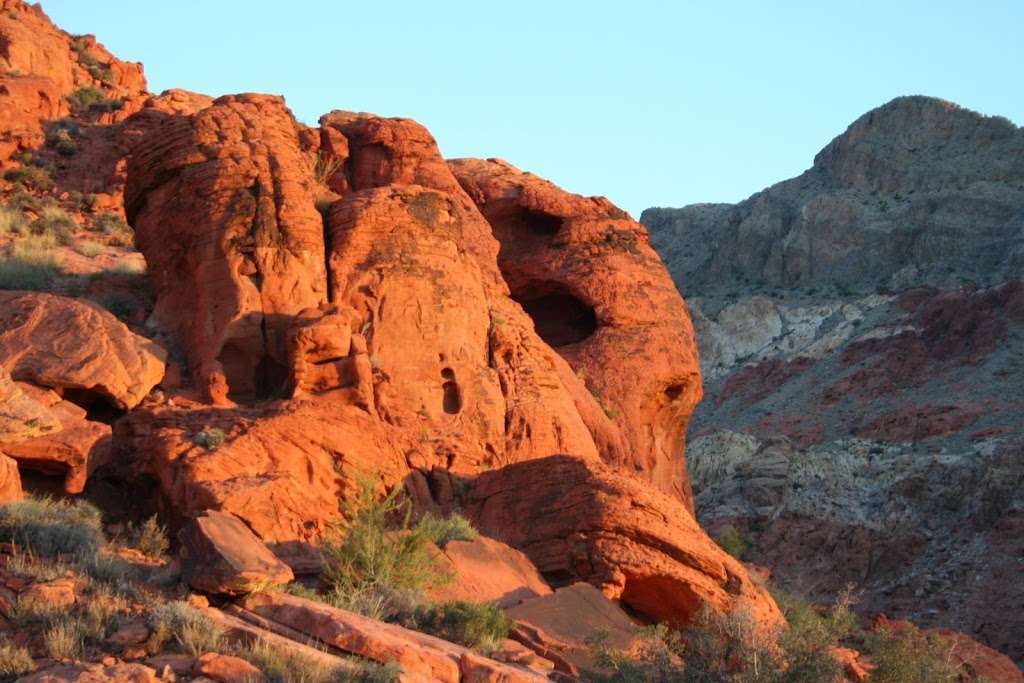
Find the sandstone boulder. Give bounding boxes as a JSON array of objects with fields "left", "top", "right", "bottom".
[
  {"left": 0, "top": 452, "right": 20, "bottom": 502},
  {"left": 239, "top": 591, "right": 548, "bottom": 682},
  {"left": 19, "top": 662, "right": 159, "bottom": 683},
  {"left": 0, "top": 292, "right": 166, "bottom": 411},
  {"left": 0, "top": 366, "right": 61, "bottom": 443},
  {"left": 506, "top": 582, "right": 638, "bottom": 674},
  {"left": 125, "top": 94, "right": 327, "bottom": 405},
  {"left": 1, "top": 384, "right": 111, "bottom": 494},
  {"left": 451, "top": 157, "right": 703, "bottom": 507},
  {"left": 194, "top": 653, "right": 264, "bottom": 683},
  {"left": 179, "top": 510, "right": 294, "bottom": 595},
  {"left": 465, "top": 455, "right": 783, "bottom": 631},
  {"left": 429, "top": 535, "right": 552, "bottom": 608}
]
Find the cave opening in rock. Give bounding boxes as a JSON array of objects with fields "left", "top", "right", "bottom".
[
  {"left": 512, "top": 284, "right": 598, "bottom": 348},
  {"left": 441, "top": 367, "right": 462, "bottom": 414}
]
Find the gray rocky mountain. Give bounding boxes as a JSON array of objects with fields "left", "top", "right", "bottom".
[{"left": 643, "top": 96, "right": 1024, "bottom": 665}]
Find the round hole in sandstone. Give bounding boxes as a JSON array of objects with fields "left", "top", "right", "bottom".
[
  {"left": 664, "top": 384, "right": 685, "bottom": 401},
  {"left": 512, "top": 285, "right": 597, "bottom": 348},
  {"left": 441, "top": 368, "right": 461, "bottom": 414}
]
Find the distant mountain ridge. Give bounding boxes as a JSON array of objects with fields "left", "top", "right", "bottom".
[
  {"left": 643, "top": 96, "right": 1024, "bottom": 664},
  {"left": 643, "top": 96, "right": 1024, "bottom": 297}
]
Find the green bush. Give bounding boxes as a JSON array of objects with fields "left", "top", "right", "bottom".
[
  {"left": 413, "top": 600, "right": 511, "bottom": 653},
  {"left": 321, "top": 478, "right": 451, "bottom": 603},
  {"left": 0, "top": 206, "right": 26, "bottom": 236},
  {"left": 193, "top": 428, "right": 226, "bottom": 450},
  {"left": 30, "top": 207, "right": 77, "bottom": 245},
  {"left": 864, "top": 623, "right": 963, "bottom": 682},
  {"left": 44, "top": 619, "right": 87, "bottom": 660},
  {"left": 0, "top": 249, "right": 62, "bottom": 290},
  {"left": 776, "top": 589, "right": 856, "bottom": 683},
  {"left": 0, "top": 497, "right": 104, "bottom": 558},
  {"left": 0, "top": 639, "right": 35, "bottom": 681},
  {"left": 132, "top": 515, "right": 170, "bottom": 559},
  {"left": 416, "top": 512, "right": 478, "bottom": 549},
  {"left": 240, "top": 637, "right": 401, "bottom": 683},
  {"left": 94, "top": 212, "right": 133, "bottom": 247},
  {"left": 74, "top": 240, "right": 105, "bottom": 257},
  {"left": 46, "top": 119, "right": 81, "bottom": 156},
  {"left": 67, "top": 86, "right": 122, "bottom": 116},
  {"left": 714, "top": 524, "right": 751, "bottom": 560},
  {"left": 3, "top": 165, "right": 53, "bottom": 191},
  {"left": 149, "top": 602, "right": 226, "bottom": 657}
]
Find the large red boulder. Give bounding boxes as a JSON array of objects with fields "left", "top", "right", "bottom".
[
  {"left": 125, "top": 94, "right": 327, "bottom": 405},
  {"left": 0, "top": 292, "right": 166, "bottom": 411},
  {"left": 451, "top": 158, "right": 703, "bottom": 507},
  {"left": 465, "top": 454, "right": 784, "bottom": 631}
]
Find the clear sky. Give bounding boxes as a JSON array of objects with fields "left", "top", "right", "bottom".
[{"left": 42, "top": 1, "right": 1024, "bottom": 218}]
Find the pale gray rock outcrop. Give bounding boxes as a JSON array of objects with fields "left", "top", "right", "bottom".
[{"left": 643, "top": 96, "right": 1024, "bottom": 295}]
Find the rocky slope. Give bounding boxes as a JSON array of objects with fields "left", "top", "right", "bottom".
[
  {"left": 0, "top": 1, "right": 788, "bottom": 680},
  {"left": 643, "top": 96, "right": 1024, "bottom": 665}
]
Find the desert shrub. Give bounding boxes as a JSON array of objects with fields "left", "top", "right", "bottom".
[
  {"left": 83, "top": 550, "right": 138, "bottom": 585},
  {"left": 69, "top": 37, "right": 113, "bottom": 83},
  {"left": 413, "top": 600, "right": 511, "bottom": 653},
  {"left": 149, "top": 601, "right": 226, "bottom": 657},
  {"left": 74, "top": 240, "right": 105, "bottom": 257},
  {"left": 0, "top": 497, "right": 104, "bottom": 558},
  {"left": 0, "top": 240, "right": 63, "bottom": 291},
  {"left": 193, "top": 428, "right": 226, "bottom": 450},
  {"left": 132, "top": 515, "right": 170, "bottom": 559},
  {"left": 313, "top": 151, "right": 344, "bottom": 185},
  {"left": 92, "top": 291, "right": 137, "bottom": 319},
  {"left": 7, "top": 190, "right": 56, "bottom": 213},
  {"left": 714, "top": 525, "right": 750, "bottom": 560},
  {"left": 864, "top": 623, "right": 963, "bottom": 683},
  {"left": 30, "top": 207, "right": 77, "bottom": 245},
  {"left": 416, "top": 512, "right": 478, "bottom": 549},
  {"left": 0, "top": 206, "right": 26, "bottom": 235},
  {"left": 0, "top": 639, "right": 35, "bottom": 681},
  {"left": 3, "top": 165, "right": 53, "bottom": 191},
  {"left": 44, "top": 619, "right": 86, "bottom": 660},
  {"left": 241, "top": 637, "right": 400, "bottom": 683},
  {"left": 586, "top": 624, "right": 686, "bottom": 683},
  {"left": 67, "top": 86, "right": 122, "bottom": 117},
  {"left": 46, "top": 119, "right": 80, "bottom": 156},
  {"left": 94, "top": 212, "right": 133, "bottom": 246},
  {"left": 321, "top": 478, "right": 451, "bottom": 602},
  {"left": 775, "top": 589, "right": 856, "bottom": 683},
  {"left": 8, "top": 594, "right": 66, "bottom": 628},
  {"left": 5, "top": 550, "right": 69, "bottom": 582}
]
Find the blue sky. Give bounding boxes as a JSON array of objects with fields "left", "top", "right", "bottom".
[{"left": 43, "top": 1, "right": 1023, "bottom": 218}]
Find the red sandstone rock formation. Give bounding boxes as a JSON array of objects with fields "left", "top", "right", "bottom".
[
  {"left": 0, "top": 292, "right": 166, "bottom": 410},
  {"left": 465, "top": 454, "right": 783, "bottom": 631}
]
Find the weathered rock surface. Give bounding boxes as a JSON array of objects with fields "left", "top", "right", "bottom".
[
  {"left": 125, "top": 94, "right": 326, "bottom": 405},
  {"left": 19, "top": 662, "right": 159, "bottom": 683},
  {"left": 430, "top": 535, "right": 552, "bottom": 608},
  {"left": 0, "top": 291, "right": 166, "bottom": 410},
  {"left": 119, "top": 102, "right": 744, "bottom": 635},
  {"left": 466, "top": 454, "right": 783, "bottom": 631},
  {"left": 0, "top": 365, "right": 60, "bottom": 443},
  {"left": 646, "top": 97, "right": 1024, "bottom": 663},
  {"left": 451, "top": 157, "right": 703, "bottom": 506},
  {"left": 644, "top": 96, "right": 1024, "bottom": 295},
  {"left": 179, "top": 509, "right": 294, "bottom": 595},
  {"left": 238, "top": 591, "right": 549, "bottom": 682},
  {"left": 0, "top": 0, "right": 146, "bottom": 158},
  {"left": 506, "top": 582, "right": 637, "bottom": 673}
]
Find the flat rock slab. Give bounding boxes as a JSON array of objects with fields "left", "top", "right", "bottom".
[
  {"left": 430, "top": 535, "right": 552, "bottom": 608},
  {"left": 180, "top": 509, "right": 293, "bottom": 595},
  {"left": 506, "top": 582, "right": 638, "bottom": 670}
]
